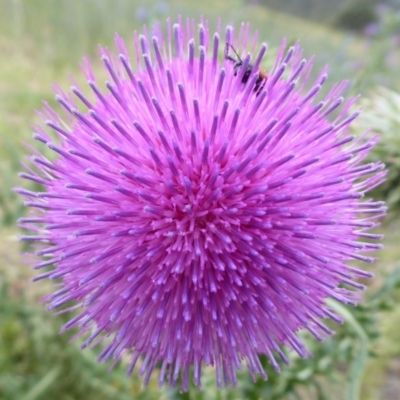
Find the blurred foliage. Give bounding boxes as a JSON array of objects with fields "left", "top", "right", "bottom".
[
  {"left": 0, "top": 136, "right": 25, "bottom": 226},
  {"left": 351, "top": 87, "right": 400, "bottom": 218},
  {"left": 367, "top": 2, "right": 400, "bottom": 39},
  {"left": 333, "top": 0, "right": 378, "bottom": 32},
  {"left": 0, "top": 275, "right": 161, "bottom": 400},
  {"left": 256, "top": 0, "right": 349, "bottom": 22},
  {"left": 346, "top": 3, "right": 400, "bottom": 93},
  {"left": 253, "top": 0, "right": 386, "bottom": 28}
]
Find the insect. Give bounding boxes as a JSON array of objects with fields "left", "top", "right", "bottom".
[{"left": 224, "top": 43, "right": 268, "bottom": 95}]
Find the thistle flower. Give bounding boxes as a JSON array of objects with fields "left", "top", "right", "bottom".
[{"left": 17, "top": 19, "right": 386, "bottom": 390}]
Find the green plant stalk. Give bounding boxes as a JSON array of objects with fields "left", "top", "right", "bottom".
[{"left": 327, "top": 299, "right": 370, "bottom": 400}]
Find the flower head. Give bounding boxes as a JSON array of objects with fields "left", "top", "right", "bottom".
[{"left": 17, "top": 19, "right": 386, "bottom": 390}]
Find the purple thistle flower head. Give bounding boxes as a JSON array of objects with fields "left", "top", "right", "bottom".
[{"left": 17, "top": 18, "right": 386, "bottom": 390}]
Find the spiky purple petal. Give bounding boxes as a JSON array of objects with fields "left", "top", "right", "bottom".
[{"left": 18, "top": 19, "right": 386, "bottom": 390}]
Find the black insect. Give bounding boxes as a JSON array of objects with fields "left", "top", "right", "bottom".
[{"left": 224, "top": 43, "right": 268, "bottom": 95}]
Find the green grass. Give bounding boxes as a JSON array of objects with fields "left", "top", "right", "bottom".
[{"left": 1, "top": 0, "right": 400, "bottom": 399}]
